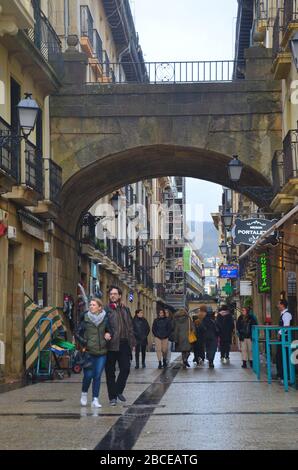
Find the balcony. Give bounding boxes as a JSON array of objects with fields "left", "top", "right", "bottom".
[
  {"left": 4, "top": 140, "right": 43, "bottom": 206},
  {"left": 88, "top": 29, "right": 104, "bottom": 79},
  {"left": 270, "top": 133, "right": 298, "bottom": 211},
  {"left": 0, "top": 2, "right": 61, "bottom": 93},
  {"left": 0, "top": 117, "right": 19, "bottom": 193},
  {"left": 80, "top": 5, "right": 94, "bottom": 57},
  {"left": 272, "top": 8, "right": 292, "bottom": 79},
  {"left": 281, "top": 0, "right": 298, "bottom": 46},
  {"left": 30, "top": 158, "right": 62, "bottom": 219},
  {"left": 283, "top": 129, "right": 298, "bottom": 193}
]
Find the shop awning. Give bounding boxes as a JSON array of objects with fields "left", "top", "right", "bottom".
[{"left": 239, "top": 205, "right": 298, "bottom": 260}]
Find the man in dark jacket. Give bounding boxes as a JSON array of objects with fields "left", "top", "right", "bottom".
[
  {"left": 105, "top": 286, "right": 136, "bottom": 406},
  {"left": 133, "top": 309, "right": 150, "bottom": 369},
  {"left": 216, "top": 305, "right": 234, "bottom": 362},
  {"left": 200, "top": 309, "right": 219, "bottom": 368}
]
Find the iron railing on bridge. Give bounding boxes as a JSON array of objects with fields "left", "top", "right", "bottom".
[{"left": 87, "top": 60, "right": 246, "bottom": 84}]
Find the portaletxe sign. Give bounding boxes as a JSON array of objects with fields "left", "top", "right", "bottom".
[{"left": 232, "top": 218, "right": 278, "bottom": 246}]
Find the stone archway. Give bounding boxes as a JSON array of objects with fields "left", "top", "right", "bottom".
[{"left": 58, "top": 144, "right": 274, "bottom": 235}]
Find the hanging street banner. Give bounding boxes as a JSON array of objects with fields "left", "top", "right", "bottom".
[
  {"left": 232, "top": 218, "right": 278, "bottom": 246},
  {"left": 183, "top": 246, "right": 192, "bottom": 272},
  {"left": 257, "top": 252, "right": 271, "bottom": 294}
]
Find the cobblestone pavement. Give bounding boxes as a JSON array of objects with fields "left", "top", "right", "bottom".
[{"left": 0, "top": 353, "right": 297, "bottom": 450}]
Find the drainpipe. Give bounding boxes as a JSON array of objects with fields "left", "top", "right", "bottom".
[{"left": 64, "top": 0, "right": 69, "bottom": 43}]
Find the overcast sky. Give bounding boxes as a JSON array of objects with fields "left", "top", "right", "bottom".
[{"left": 130, "top": 0, "right": 238, "bottom": 221}]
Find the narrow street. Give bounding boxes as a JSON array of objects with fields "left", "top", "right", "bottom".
[{"left": 0, "top": 353, "right": 297, "bottom": 451}]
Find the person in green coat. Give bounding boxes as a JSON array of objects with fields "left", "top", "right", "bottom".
[
  {"left": 173, "top": 308, "right": 196, "bottom": 368},
  {"left": 76, "top": 298, "right": 112, "bottom": 408}
]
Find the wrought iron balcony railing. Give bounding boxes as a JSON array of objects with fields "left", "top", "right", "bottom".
[
  {"left": 272, "top": 8, "right": 284, "bottom": 58},
  {"left": 0, "top": 117, "right": 19, "bottom": 182},
  {"left": 80, "top": 5, "right": 94, "bottom": 48},
  {"left": 283, "top": 0, "right": 298, "bottom": 28},
  {"left": 24, "top": 141, "right": 43, "bottom": 195},
  {"left": 25, "top": 1, "right": 62, "bottom": 68},
  {"left": 93, "top": 29, "right": 103, "bottom": 63},
  {"left": 283, "top": 129, "right": 298, "bottom": 181},
  {"left": 44, "top": 158, "right": 62, "bottom": 205},
  {"left": 271, "top": 150, "right": 285, "bottom": 195},
  {"left": 87, "top": 60, "right": 246, "bottom": 84}
]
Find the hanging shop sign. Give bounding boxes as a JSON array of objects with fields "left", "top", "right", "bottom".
[
  {"left": 257, "top": 252, "right": 271, "bottom": 294},
  {"left": 219, "top": 264, "right": 239, "bottom": 279},
  {"left": 183, "top": 246, "right": 192, "bottom": 272},
  {"left": 232, "top": 218, "right": 278, "bottom": 246},
  {"left": 222, "top": 282, "right": 233, "bottom": 296},
  {"left": 129, "top": 291, "right": 134, "bottom": 303},
  {"left": 240, "top": 280, "right": 252, "bottom": 296}
]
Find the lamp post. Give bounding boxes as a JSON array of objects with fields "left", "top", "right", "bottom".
[
  {"left": 227, "top": 155, "right": 243, "bottom": 183},
  {"left": 0, "top": 93, "right": 40, "bottom": 146},
  {"left": 221, "top": 209, "right": 233, "bottom": 230},
  {"left": 110, "top": 192, "right": 120, "bottom": 218},
  {"left": 219, "top": 241, "right": 228, "bottom": 256}
]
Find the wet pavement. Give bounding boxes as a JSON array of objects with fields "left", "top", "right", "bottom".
[{"left": 0, "top": 352, "right": 297, "bottom": 450}]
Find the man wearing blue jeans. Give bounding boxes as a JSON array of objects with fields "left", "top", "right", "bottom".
[{"left": 105, "top": 286, "right": 136, "bottom": 406}]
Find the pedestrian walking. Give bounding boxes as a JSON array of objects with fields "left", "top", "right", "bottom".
[
  {"left": 105, "top": 286, "right": 136, "bottom": 406},
  {"left": 133, "top": 309, "right": 150, "bottom": 369},
  {"left": 165, "top": 309, "right": 174, "bottom": 364},
  {"left": 75, "top": 298, "right": 112, "bottom": 408},
  {"left": 200, "top": 307, "right": 219, "bottom": 368},
  {"left": 216, "top": 304, "right": 234, "bottom": 362},
  {"left": 173, "top": 308, "right": 196, "bottom": 368},
  {"left": 152, "top": 309, "right": 172, "bottom": 369},
  {"left": 236, "top": 307, "right": 258, "bottom": 368},
  {"left": 193, "top": 308, "right": 207, "bottom": 365},
  {"left": 275, "top": 300, "right": 293, "bottom": 384}
]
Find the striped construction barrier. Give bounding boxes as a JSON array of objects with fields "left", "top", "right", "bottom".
[{"left": 24, "top": 295, "right": 66, "bottom": 371}]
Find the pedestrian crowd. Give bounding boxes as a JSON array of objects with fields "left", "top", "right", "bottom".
[{"left": 74, "top": 291, "right": 294, "bottom": 407}]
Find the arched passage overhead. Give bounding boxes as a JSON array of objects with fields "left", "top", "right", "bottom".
[{"left": 58, "top": 144, "right": 274, "bottom": 234}]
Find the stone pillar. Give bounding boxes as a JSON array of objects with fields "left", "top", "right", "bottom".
[
  {"left": 62, "top": 35, "right": 88, "bottom": 86},
  {"left": 244, "top": 46, "right": 275, "bottom": 80}
]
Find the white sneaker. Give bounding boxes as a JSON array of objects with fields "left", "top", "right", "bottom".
[
  {"left": 91, "top": 398, "right": 102, "bottom": 408},
  {"left": 80, "top": 392, "right": 88, "bottom": 406}
]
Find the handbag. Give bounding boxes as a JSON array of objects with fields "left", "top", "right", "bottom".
[{"left": 188, "top": 318, "right": 197, "bottom": 344}]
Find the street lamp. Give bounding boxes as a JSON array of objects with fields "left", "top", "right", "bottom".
[
  {"left": 152, "top": 250, "right": 163, "bottom": 266},
  {"left": 221, "top": 209, "right": 233, "bottom": 230},
  {"left": 290, "top": 32, "right": 298, "bottom": 70},
  {"left": 17, "top": 93, "right": 40, "bottom": 137},
  {"left": 227, "top": 155, "right": 243, "bottom": 183},
  {"left": 219, "top": 241, "right": 228, "bottom": 255},
  {"left": 0, "top": 93, "right": 39, "bottom": 147},
  {"left": 110, "top": 192, "right": 120, "bottom": 218}
]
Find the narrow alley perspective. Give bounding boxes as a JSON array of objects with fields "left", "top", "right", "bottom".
[{"left": 0, "top": 0, "right": 298, "bottom": 458}]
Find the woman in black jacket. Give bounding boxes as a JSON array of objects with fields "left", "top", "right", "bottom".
[
  {"left": 216, "top": 305, "right": 234, "bottom": 362},
  {"left": 133, "top": 309, "right": 150, "bottom": 369},
  {"left": 152, "top": 309, "right": 172, "bottom": 369},
  {"left": 236, "top": 307, "right": 258, "bottom": 368}
]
